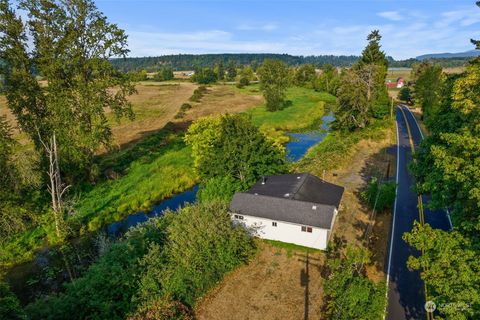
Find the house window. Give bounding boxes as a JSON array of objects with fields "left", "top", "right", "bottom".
[
  {"left": 234, "top": 214, "right": 244, "bottom": 220},
  {"left": 272, "top": 222, "right": 277, "bottom": 227},
  {"left": 301, "top": 226, "right": 313, "bottom": 233}
]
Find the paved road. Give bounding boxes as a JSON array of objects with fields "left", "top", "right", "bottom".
[{"left": 386, "top": 105, "right": 452, "bottom": 320}]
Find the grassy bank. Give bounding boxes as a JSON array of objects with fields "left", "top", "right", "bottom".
[
  {"left": 293, "top": 118, "right": 395, "bottom": 174},
  {"left": 244, "top": 86, "right": 336, "bottom": 144},
  {"left": 74, "top": 130, "right": 197, "bottom": 233}
]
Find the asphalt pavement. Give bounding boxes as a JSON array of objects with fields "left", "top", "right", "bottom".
[{"left": 385, "top": 105, "right": 452, "bottom": 320}]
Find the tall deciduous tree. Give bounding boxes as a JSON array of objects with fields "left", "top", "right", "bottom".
[
  {"left": 185, "top": 114, "right": 285, "bottom": 188},
  {"left": 257, "top": 59, "right": 290, "bottom": 111},
  {"left": 335, "top": 70, "right": 370, "bottom": 130},
  {"left": 411, "top": 62, "right": 444, "bottom": 123},
  {"left": 0, "top": 0, "right": 135, "bottom": 182},
  {"left": 323, "top": 245, "right": 386, "bottom": 320},
  {"left": 403, "top": 223, "right": 480, "bottom": 320}
]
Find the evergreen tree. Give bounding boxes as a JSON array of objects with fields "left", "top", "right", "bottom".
[
  {"left": 359, "top": 30, "right": 388, "bottom": 68},
  {"left": 214, "top": 61, "right": 225, "bottom": 80},
  {"left": 226, "top": 61, "right": 237, "bottom": 81}
]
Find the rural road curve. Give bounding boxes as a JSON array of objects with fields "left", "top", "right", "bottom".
[{"left": 385, "top": 105, "right": 452, "bottom": 320}]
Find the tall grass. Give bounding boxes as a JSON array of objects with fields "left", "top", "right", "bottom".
[
  {"left": 294, "top": 119, "right": 395, "bottom": 175},
  {"left": 74, "top": 132, "right": 197, "bottom": 232}
]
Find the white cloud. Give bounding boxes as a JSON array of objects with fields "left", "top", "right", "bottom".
[
  {"left": 378, "top": 11, "right": 404, "bottom": 21},
  {"left": 237, "top": 22, "right": 278, "bottom": 32},
  {"left": 123, "top": 5, "right": 479, "bottom": 60},
  {"left": 126, "top": 29, "right": 285, "bottom": 56}
]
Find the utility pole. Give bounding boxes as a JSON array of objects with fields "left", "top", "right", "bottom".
[{"left": 390, "top": 96, "right": 394, "bottom": 120}]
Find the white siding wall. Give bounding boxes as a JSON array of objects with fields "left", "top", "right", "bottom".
[{"left": 231, "top": 214, "right": 329, "bottom": 250}]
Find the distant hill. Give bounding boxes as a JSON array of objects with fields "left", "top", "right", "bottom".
[
  {"left": 110, "top": 53, "right": 362, "bottom": 72},
  {"left": 109, "top": 53, "right": 473, "bottom": 72},
  {"left": 416, "top": 50, "right": 480, "bottom": 60}
]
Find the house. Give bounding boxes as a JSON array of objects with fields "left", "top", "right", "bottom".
[
  {"left": 386, "top": 77, "right": 406, "bottom": 89},
  {"left": 229, "top": 173, "right": 344, "bottom": 250}
]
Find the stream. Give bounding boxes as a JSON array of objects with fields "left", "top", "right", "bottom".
[{"left": 5, "top": 112, "right": 334, "bottom": 305}]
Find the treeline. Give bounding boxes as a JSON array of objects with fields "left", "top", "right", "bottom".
[
  {"left": 401, "top": 14, "right": 480, "bottom": 319},
  {"left": 110, "top": 53, "right": 361, "bottom": 72},
  {"left": 109, "top": 53, "right": 472, "bottom": 72}
]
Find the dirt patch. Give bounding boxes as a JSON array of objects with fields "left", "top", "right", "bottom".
[
  {"left": 326, "top": 131, "right": 396, "bottom": 282},
  {"left": 195, "top": 242, "right": 325, "bottom": 320}
]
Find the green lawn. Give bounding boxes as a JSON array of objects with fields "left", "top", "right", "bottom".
[{"left": 248, "top": 86, "right": 336, "bottom": 131}]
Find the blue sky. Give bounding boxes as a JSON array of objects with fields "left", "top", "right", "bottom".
[{"left": 96, "top": 0, "right": 480, "bottom": 59}]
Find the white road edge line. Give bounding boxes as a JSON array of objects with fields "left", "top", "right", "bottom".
[
  {"left": 401, "top": 104, "right": 424, "bottom": 139},
  {"left": 384, "top": 107, "right": 400, "bottom": 320},
  {"left": 402, "top": 105, "right": 453, "bottom": 230}
]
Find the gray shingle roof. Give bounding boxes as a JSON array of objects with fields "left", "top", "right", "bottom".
[
  {"left": 230, "top": 173, "right": 344, "bottom": 230},
  {"left": 247, "top": 173, "right": 344, "bottom": 208},
  {"left": 230, "top": 193, "right": 336, "bottom": 229}
]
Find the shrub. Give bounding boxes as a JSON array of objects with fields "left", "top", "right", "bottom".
[
  {"left": 0, "top": 282, "right": 26, "bottom": 320},
  {"left": 189, "top": 86, "right": 208, "bottom": 102},
  {"left": 136, "top": 202, "right": 256, "bottom": 306},
  {"left": 174, "top": 111, "right": 185, "bottom": 119},
  {"left": 361, "top": 177, "right": 396, "bottom": 211},
  {"left": 236, "top": 76, "right": 250, "bottom": 88},
  {"left": 197, "top": 176, "right": 242, "bottom": 203},
  {"left": 128, "top": 297, "right": 193, "bottom": 320},
  {"left": 179, "top": 103, "right": 192, "bottom": 112}
]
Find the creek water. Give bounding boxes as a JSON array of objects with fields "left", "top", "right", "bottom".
[{"left": 5, "top": 113, "right": 334, "bottom": 305}]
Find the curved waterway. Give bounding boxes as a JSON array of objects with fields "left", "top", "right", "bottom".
[{"left": 5, "top": 112, "right": 334, "bottom": 304}]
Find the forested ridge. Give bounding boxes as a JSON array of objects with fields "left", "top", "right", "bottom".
[{"left": 109, "top": 53, "right": 472, "bottom": 72}]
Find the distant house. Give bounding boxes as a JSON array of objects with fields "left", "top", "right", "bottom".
[
  {"left": 229, "top": 173, "right": 344, "bottom": 250},
  {"left": 386, "top": 77, "right": 406, "bottom": 89}
]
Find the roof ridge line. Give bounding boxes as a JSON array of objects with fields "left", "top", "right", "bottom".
[
  {"left": 292, "top": 173, "right": 309, "bottom": 197},
  {"left": 236, "top": 191, "right": 335, "bottom": 209}
]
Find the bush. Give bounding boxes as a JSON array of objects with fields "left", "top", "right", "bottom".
[
  {"left": 128, "top": 297, "right": 193, "bottom": 320},
  {"left": 179, "top": 103, "right": 192, "bottom": 112},
  {"left": 236, "top": 76, "right": 250, "bottom": 88},
  {"left": 189, "top": 86, "right": 208, "bottom": 102},
  {"left": 0, "top": 282, "right": 26, "bottom": 320},
  {"left": 174, "top": 111, "right": 185, "bottom": 119},
  {"left": 26, "top": 218, "right": 171, "bottom": 320},
  {"left": 136, "top": 202, "right": 256, "bottom": 306},
  {"left": 197, "top": 176, "right": 242, "bottom": 203},
  {"left": 361, "top": 177, "right": 396, "bottom": 211}
]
